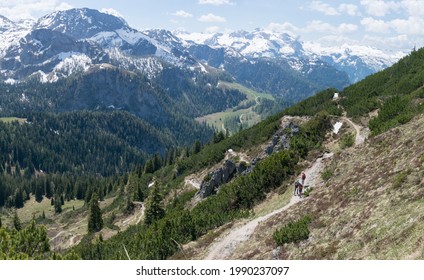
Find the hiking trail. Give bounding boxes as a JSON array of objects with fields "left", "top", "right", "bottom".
[
  {"left": 204, "top": 152, "right": 333, "bottom": 260},
  {"left": 341, "top": 117, "right": 369, "bottom": 146}
]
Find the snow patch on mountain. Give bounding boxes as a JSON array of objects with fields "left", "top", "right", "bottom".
[
  {"left": 0, "top": 16, "right": 33, "bottom": 58},
  {"left": 54, "top": 52, "right": 92, "bottom": 75}
]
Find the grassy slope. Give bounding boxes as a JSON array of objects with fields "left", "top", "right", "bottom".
[
  {"left": 234, "top": 113, "right": 424, "bottom": 259},
  {"left": 0, "top": 117, "right": 26, "bottom": 123},
  {"left": 196, "top": 81, "right": 275, "bottom": 133}
]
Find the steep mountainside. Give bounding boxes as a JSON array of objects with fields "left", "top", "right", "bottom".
[
  {"left": 230, "top": 113, "right": 424, "bottom": 260},
  {"left": 65, "top": 47, "right": 423, "bottom": 260},
  {"left": 0, "top": 8, "right": 399, "bottom": 103},
  {"left": 0, "top": 9, "right": 421, "bottom": 261}
]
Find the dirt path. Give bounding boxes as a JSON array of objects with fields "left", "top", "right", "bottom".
[
  {"left": 50, "top": 217, "right": 86, "bottom": 242},
  {"left": 204, "top": 153, "right": 333, "bottom": 260},
  {"left": 342, "top": 117, "right": 368, "bottom": 146}
]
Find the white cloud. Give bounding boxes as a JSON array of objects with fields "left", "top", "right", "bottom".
[
  {"left": 205, "top": 26, "right": 221, "bottom": 33},
  {"left": 338, "top": 3, "right": 360, "bottom": 16},
  {"left": 361, "top": 17, "right": 391, "bottom": 33},
  {"left": 266, "top": 22, "right": 300, "bottom": 36},
  {"left": 0, "top": 0, "right": 72, "bottom": 20},
  {"left": 313, "top": 35, "right": 360, "bottom": 47},
  {"left": 100, "top": 8, "right": 124, "bottom": 19},
  {"left": 198, "top": 0, "right": 235, "bottom": 5},
  {"left": 391, "top": 16, "right": 424, "bottom": 35},
  {"left": 308, "top": 1, "right": 339, "bottom": 15},
  {"left": 307, "top": 1, "right": 359, "bottom": 16},
  {"left": 363, "top": 34, "right": 411, "bottom": 51},
  {"left": 265, "top": 20, "right": 357, "bottom": 38},
  {"left": 55, "top": 2, "right": 72, "bottom": 11},
  {"left": 198, "top": 13, "right": 226, "bottom": 22},
  {"left": 172, "top": 10, "right": 193, "bottom": 18},
  {"left": 304, "top": 20, "right": 358, "bottom": 34},
  {"left": 401, "top": 0, "right": 424, "bottom": 16},
  {"left": 360, "top": 0, "right": 400, "bottom": 17},
  {"left": 361, "top": 16, "right": 424, "bottom": 35}
]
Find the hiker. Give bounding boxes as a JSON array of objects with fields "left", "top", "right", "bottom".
[
  {"left": 301, "top": 171, "right": 306, "bottom": 186},
  {"left": 294, "top": 180, "right": 300, "bottom": 196},
  {"left": 298, "top": 181, "right": 303, "bottom": 198}
]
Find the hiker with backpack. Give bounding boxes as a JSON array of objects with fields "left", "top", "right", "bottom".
[
  {"left": 301, "top": 171, "right": 306, "bottom": 186},
  {"left": 294, "top": 179, "right": 300, "bottom": 196},
  {"left": 297, "top": 179, "right": 303, "bottom": 198}
]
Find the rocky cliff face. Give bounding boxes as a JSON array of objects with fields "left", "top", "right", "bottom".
[{"left": 197, "top": 121, "right": 301, "bottom": 199}]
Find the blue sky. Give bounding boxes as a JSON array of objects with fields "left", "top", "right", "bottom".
[{"left": 1, "top": 0, "right": 423, "bottom": 52}]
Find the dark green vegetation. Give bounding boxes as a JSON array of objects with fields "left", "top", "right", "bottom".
[
  {"left": 340, "top": 133, "right": 355, "bottom": 149},
  {"left": 285, "top": 49, "right": 424, "bottom": 135},
  {"left": 273, "top": 215, "right": 312, "bottom": 246},
  {"left": 72, "top": 113, "right": 331, "bottom": 259},
  {"left": 0, "top": 219, "right": 50, "bottom": 259},
  {"left": 2, "top": 46, "right": 424, "bottom": 260},
  {"left": 0, "top": 67, "right": 241, "bottom": 170},
  {"left": 87, "top": 193, "right": 103, "bottom": 233},
  {"left": 0, "top": 111, "right": 172, "bottom": 176}
]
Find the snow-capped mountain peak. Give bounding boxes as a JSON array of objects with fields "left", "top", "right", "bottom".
[
  {"left": 175, "top": 29, "right": 404, "bottom": 83},
  {"left": 34, "top": 8, "right": 128, "bottom": 40},
  {"left": 303, "top": 41, "right": 405, "bottom": 82},
  {"left": 0, "top": 8, "right": 405, "bottom": 85}
]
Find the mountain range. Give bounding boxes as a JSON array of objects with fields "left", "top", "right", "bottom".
[
  {"left": 1, "top": 7, "right": 423, "bottom": 262},
  {"left": 0, "top": 8, "right": 403, "bottom": 88},
  {"left": 0, "top": 7, "right": 409, "bottom": 168}
]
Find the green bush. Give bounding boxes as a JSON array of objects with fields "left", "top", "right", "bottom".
[
  {"left": 321, "top": 169, "right": 333, "bottom": 181},
  {"left": 273, "top": 215, "right": 312, "bottom": 246},
  {"left": 303, "top": 187, "right": 314, "bottom": 197},
  {"left": 419, "top": 88, "right": 424, "bottom": 98},
  {"left": 392, "top": 171, "right": 408, "bottom": 189},
  {"left": 340, "top": 133, "right": 355, "bottom": 149}
]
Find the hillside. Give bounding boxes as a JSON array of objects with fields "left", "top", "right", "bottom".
[
  {"left": 0, "top": 30, "right": 423, "bottom": 260},
  {"left": 182, "top": 113, "right": 423, "bottom": 260},
  {"left": 61, "top": 47, "right": 423, "bottom": 260}
]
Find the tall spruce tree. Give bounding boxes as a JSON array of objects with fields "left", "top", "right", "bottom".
[
  {"left": 13, "top": 211, "right": 22, "bottom": 231},
  {"left": 144, "top": 184, "right": 165, "bottom": 225},
  {"left": 88, "top": 192, "right": 103, "bottom": 233},
  {"left": 54, "top": 194, "right": 62, "bottom": 214}
]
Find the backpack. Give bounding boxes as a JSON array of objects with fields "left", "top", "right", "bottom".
[{"left": 302, "top": 173, "right": 306, "bottom": 180}]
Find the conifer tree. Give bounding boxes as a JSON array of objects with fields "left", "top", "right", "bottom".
[
  {"left": 13, "top": 211, "right": 22, "bottom": 231},
  {"left": 54, "top": 194, "right": 62, "bottom": 214},
  {"left": 14, "top": 189, "right": 24, "bottom": 208},
  {"left": 144, "top": 184, "right": 165, "bottom": 225},
  {"left": 192, "top": 140, "right": 202, "bottom": 154},
  {"left": 88, "top": 192, "right": 103, "bottom": 233}
]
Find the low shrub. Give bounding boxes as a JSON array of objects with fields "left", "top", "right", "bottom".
[
  {"left": 340, "top": 133, "right": 355, "bottom": 149},
  {"left": 273, "top": 215, "right": 312, "bottom": 246},
  {"left": 321, "top": 169, "right": 333, "bottom": 181}
]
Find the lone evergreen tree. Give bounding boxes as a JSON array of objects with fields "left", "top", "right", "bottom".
[
  {"left": 88, "top": 192, "right": 103, "bottom": 233},
  {"left": 54, "top": 194, "right": 62, "bottom": 214},
  {"left": 13, "top": 211, "right": 22, "bottom": 231},
  {"left": 144, "top": 184, "right": 165, "bottom": 225}
]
